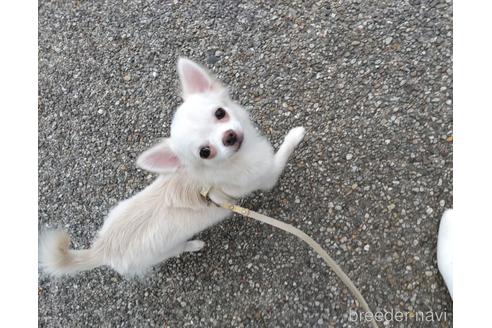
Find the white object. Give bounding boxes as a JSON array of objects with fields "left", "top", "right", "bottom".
[
  {"left": 437, "top": 209, "right": 453, "bottom": 299},
  {"left": 39, "top": 58, "right": 306, "bottom": 277}
]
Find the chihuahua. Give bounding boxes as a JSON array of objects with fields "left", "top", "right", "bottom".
[{"left": 39, "top": 58, "right": 306, "bottom": 277}]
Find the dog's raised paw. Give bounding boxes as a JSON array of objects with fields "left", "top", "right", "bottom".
[{"left": 285, "top": 126, "right": 306, "bottom": 146}]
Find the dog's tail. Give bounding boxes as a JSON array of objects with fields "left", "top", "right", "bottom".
[{"left": 39, "top": 230, "right": 103, "bottom": 276}]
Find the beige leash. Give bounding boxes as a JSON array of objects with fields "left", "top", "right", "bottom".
[{"left": 200, "top": 187, "right": 379, "bottom": 328}]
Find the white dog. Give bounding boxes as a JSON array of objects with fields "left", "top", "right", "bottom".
[{"left": 39, "top": 58, "right": 306, "bottom": 277}]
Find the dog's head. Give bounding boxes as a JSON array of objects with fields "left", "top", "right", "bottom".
[{"left": 137, "top": 58, "right": 255, "bottom": 182}]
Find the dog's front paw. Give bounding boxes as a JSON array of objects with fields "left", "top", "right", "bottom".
[
  {"left": 208, "top": 187, "right": 236, "bottom": 206},
  {"left": 285, "top": 126, "right": 306, "bottom": 147}
]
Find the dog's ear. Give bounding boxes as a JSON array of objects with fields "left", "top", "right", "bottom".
[
  {"left": 137, "top": 139, "right": 180, "bottom": 174},
  {"left": 177, "top": 57, "right": 222, "bottom": 99}
]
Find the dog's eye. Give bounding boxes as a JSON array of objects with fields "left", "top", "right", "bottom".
[
  {"left": 199, "top": 146, "right": 211, "bottom": 159},
  {"left": 215, "top": 108, "right": 226, "bottom": 120}
]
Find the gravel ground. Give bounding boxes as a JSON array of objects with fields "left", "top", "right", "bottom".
[{"left": 38, "top": 0, "right": 453, "bottom": 327}]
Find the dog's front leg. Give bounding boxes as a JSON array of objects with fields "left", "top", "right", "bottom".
[{"left": 261, "top": 127, "right": 305, "bottom": 190}]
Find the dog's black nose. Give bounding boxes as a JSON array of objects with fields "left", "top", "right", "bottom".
[
  {"left": 223, "top": 130, "right": 237, "bottom": 146},
  {"left": 223, "top": 129, "right": 244, "bottom": 147}
]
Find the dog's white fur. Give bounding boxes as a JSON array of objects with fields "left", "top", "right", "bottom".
[{"left": 39, "top": 58, "right": 306, "bottom": 277}]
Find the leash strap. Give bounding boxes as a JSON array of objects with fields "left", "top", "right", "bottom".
[{"left": 200, "top": 187, "right": 378, "bottom": 328}]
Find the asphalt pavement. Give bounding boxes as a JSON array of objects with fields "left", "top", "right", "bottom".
[{"left": 39, "top": 0, "right": 453, "bottom": 327}]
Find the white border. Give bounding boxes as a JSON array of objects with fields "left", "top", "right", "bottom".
[
  {"left": 0, "top": 0, "right": 38, "bottom": 326},
  {"left": 455, "top": 0, "right": 492, "bottom": 327},
  {"left": 1, "top": 0, "right": 491, "bottom": 326}
]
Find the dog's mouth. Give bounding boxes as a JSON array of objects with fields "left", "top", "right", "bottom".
[{"left": 234, "top": 138, "right": 243, "bottom": 152}]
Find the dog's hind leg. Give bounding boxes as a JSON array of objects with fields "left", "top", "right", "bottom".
[
  {"left": 183, "top": 240, "right": 206, "bottom": 252},
  {"left": 159, "top": 240, "right": 206, "bottom": 262}
]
